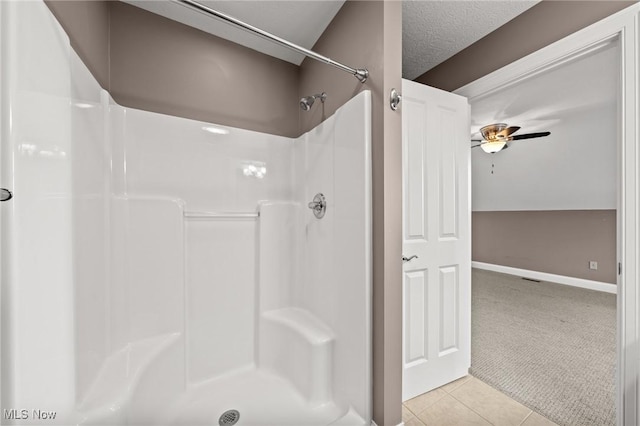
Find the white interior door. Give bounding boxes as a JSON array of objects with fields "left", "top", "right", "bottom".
[{"left": 401, "top": 79, "right": 471, "bottom": 401}]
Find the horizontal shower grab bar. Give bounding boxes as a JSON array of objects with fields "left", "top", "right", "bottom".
[
  {"left": 176, "top": 0, "right": 368, "bottom": 83},
  {"left": 184, "top": 211, "right": 260, "bottom": 219}
]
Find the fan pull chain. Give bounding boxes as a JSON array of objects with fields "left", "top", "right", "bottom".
[{"left": 491, "top": 162, "right": 494, "bottom": 175}]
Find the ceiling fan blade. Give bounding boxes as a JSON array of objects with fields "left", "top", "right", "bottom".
[
  {"left": 471, "top": 139, "right": 482, "bottom": 142},
  {"left": 471, "top": 144, "right": 482, "bottom": 148},
  {"left": 509, "top": 131, "right": 551, "bottom": 140},
  {"left": 497, "top": 126, "right": 520, "bottom": 139}
]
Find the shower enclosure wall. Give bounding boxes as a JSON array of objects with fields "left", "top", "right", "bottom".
[{"left": 0, "top": 2, "right": 372, "bottom": 425}]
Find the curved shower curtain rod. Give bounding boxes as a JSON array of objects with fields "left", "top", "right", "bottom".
[{"left": 177, "top": 0, "right": 369, "bottom": 83}]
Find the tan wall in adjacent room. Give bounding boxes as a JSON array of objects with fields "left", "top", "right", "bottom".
[
  {"left": 473, "top": 211, "right": 617, "bottom": 284},
  {"left": 415, "top": 1, "right": 635, "bottom": 92},
  {"left": 299, "top": 2, "right": 403, "bottom": 424}
]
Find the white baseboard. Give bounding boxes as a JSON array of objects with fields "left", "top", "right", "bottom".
[{"left": 472, "top": 261, "right": 617, "bottom": 294}]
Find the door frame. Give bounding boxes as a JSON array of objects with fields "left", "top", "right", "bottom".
[{"left": 454, "top": 4, "right": 640, "bottom": 425}]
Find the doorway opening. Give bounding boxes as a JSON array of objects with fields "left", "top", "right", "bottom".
[
  {"left": 402, "top": 20, "right": 630, "bottom": 425},
  {"left": 467, "top": 36, "right": 620, "bottom": 426}
]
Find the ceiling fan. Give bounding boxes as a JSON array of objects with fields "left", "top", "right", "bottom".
[{"left": 471, "top": 123, "right": 551, "bottom": 153}]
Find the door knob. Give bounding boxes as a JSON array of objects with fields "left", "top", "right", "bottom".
[{"left": 403, "top": 255, "right": 418, "bottom": 263}]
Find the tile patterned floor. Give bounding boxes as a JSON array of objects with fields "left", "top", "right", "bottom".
[{"left": 403, "top": 376, "right": 558, "bottom": 426}]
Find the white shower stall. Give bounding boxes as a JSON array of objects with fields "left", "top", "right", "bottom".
[{"left": 0, "top": 2, "right": 371, "bottom": 425}]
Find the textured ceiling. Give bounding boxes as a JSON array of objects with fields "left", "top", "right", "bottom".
[
  {"left": 123, "top": 0, "right": 345, "bottom": 65},
  {"left": 403, "top": 0, "right": 540, "bottom": 80}
]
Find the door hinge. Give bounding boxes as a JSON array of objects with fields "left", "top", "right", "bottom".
[{"left": 618, "top": 262, "right": 622, "bottom": 275}]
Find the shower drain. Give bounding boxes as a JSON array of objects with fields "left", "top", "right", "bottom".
[{"left": 218, "top": 409, "right": 240, "bottom": 426}]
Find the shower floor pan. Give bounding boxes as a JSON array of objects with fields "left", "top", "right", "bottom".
[
  {"left": 164, "top": 367, "right": 366, "bottom": 426},
  {"left": 77, "top": 333, "right": 366, "bottom": 426}
]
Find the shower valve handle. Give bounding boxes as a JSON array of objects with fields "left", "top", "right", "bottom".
[
  {"left": 308, "top": 193, "right": 327, "bottom": 219},
  {"left": 308, "top": 201, "right": 324, "bottom": 210}
]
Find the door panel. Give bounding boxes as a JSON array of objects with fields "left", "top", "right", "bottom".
[
  {"left": 438, "top": 109, "right": 459, "bottom": 239},
  {"left": 402, "top": 79, "right": 471, "bottom": 401},
  {"left": 439, "top": 266, "right": 458, "bottom": 354},
  {"left": 405, "top": 98, "right": 428, "bottom": 241},
  {"left": 405, "top": 269, "right": 428, "bottom": 364}
]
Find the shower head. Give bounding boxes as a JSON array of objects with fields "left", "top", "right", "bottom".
[
  {"left": 300, "top": 97, "right": 313, "bottom": 111},
  {"left": 300, "top": 92, "right": 327, "bottom": 111}
]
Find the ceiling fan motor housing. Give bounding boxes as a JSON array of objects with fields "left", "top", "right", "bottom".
[{"left": 480, "top": 123, "right": 509, "bottom": 140}]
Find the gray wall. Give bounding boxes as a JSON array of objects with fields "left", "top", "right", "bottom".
[
  {"left": 45, "top": 0, "right": 110, "bottom": 89},
  {"left": 473, "top": 211, "right": 617, "bottom": 283},
  {"left": 109, "top": 2, "right": 300, "bottom": 138},
  {"left": 46, "top": 0, "right": 300, "bottom": 138}
]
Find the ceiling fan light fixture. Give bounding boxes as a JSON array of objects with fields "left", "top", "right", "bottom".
[
  {"left": 480, "top": 140, "right": 507, "bottom": 153},
  {"left": 472, "top": 123, "right": 550, "bottom": 153}
]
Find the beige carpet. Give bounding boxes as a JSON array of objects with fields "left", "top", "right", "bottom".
[{"left": 470, "top": 268, "right": 616, "bottom": 426}]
